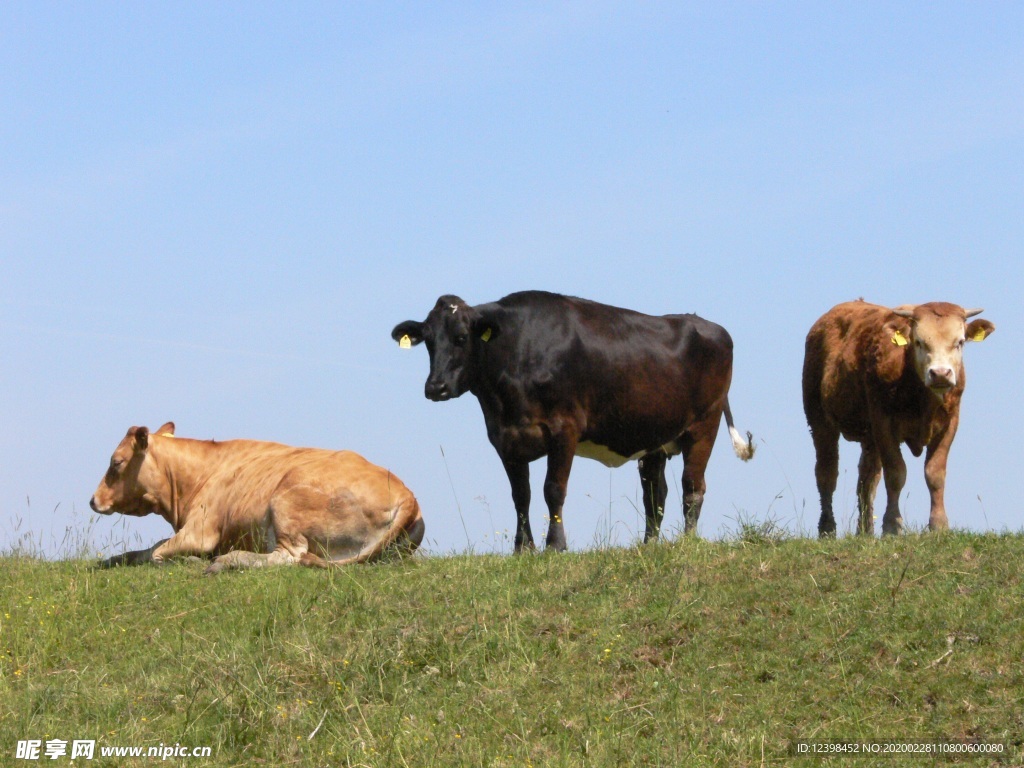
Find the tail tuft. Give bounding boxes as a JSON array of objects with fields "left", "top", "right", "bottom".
[{"left": 730, "top": 427, "right": 756, "bottom": 461}]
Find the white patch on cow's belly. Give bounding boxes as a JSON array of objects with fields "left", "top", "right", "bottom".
[
  {"left": 576, "top": 441, "right": 644, "bottom": 468},
  {"left": 576, "top": 440, "right": 682, "bottom": 468}
]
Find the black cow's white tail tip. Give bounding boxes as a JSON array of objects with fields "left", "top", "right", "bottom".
[{"left": 730, "top": 427, "right": 756, "bottom": 461}]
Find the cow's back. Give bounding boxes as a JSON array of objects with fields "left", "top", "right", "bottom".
[{"left": 492, "top": 292, "right": 732, "bottom": 389}]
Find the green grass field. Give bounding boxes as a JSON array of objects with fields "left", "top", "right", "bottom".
[{"left": 2, "top": 530, "right": 1022, "bottom": 766}]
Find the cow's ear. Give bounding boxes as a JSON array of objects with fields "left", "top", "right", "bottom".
[
  {"left": 877, "top": 321, "right": 910, "bottom": 382},
  {"left": 472, "top": 309, "right": 501, "bottom": 343},
  {"left": 884, "top": 315, "right": 913, "bottom": 349},
  {"left": 155, "top": 421, "right": 175, "bottom": 436},
  {"left": 965, "top": 318, "right": 995, "bottom": 343},
  {"left": 391, "top": 321, "right": 424, "bottom": 348},
  {"left": 132, "top": 426, "right": 150, "bottom": 452}
]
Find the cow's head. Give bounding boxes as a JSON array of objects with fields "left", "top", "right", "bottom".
[
  {"left": 890, "top": 303, "right": 994, "bottom": 396},
  {"left": 90, "top": 422, "right": 175, "bottom": 516},
  {"left": 392, "top": 295, "right": 499, "bottom": 401}
]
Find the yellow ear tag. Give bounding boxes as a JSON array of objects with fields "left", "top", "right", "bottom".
[
  {"left": 480, "top": 327, "right": 492, "bottom": 342},
  {"left": 399, "top": 335, "right": 412, "bottom": 349},
  {"left": 159, "top": 433, "right": 174, "bottom": 438},
  {"left": 970, "top": 327, "right": 988, "bottom": 342},
  {"left": 891, "top": 330, "right": 908, "bottom": 347}
]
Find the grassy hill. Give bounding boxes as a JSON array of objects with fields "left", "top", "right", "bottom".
[{"left": 1, "top": 531, "right": 1022, "bottom": 766}]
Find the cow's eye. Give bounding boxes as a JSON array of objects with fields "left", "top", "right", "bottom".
[
  {"left": 454, "top": 334, "right": 468, "bottom": 346},
  {"left": 111, "top": 458, "right": 125, "bottom": 471}
]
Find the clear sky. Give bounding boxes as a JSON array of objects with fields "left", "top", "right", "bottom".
[{"left": 2, "top": 2, "right": 1021, "bottom": 558}]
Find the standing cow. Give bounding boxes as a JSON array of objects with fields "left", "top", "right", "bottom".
[
  {"left": 802, "top": 300, "right": 994, "bottom": 537},
  {"left": 90, "top": 422, "right": 424, "bottom": 572},
  {"left": 392, "top": 291, "right": 754, "bottom": 552}
]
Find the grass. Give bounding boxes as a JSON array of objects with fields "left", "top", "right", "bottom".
[{"left": 1, "top": 531, "right": 1023, "bottom": 766}]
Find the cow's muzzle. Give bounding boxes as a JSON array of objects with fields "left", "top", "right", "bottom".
[
  {"left": 425, "top": 381, "right": 452, "bottom": 401},
  {"left": 926, "top": 367, "right": 956, "bottom": 391}
]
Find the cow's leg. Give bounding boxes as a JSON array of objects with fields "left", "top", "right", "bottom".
[
  {"left": 878, "top": 441, "right": 907, "bottom": 535},
  {"left": 811, "top": 425, "right": 841, "bottom": 537},
  {"left": 638, "top": 451, "right": 668, "bottom": 542},
  {"left": 542, "top": 437, "right": 576, "bottom": 552},
  {"left": 856, "top": 444, "right": 882, "bottom": 536},
  {"left": 679, "top": 416, "right": 720, "bottom": 535},
  {"left": 151, "top": 520, "right": 222, "bottom": 562},
  {"left": 502, "top": 459, "right": 535, "bottom": 553},
  {"left": 206, "top": 490, "right": 318, "bottom": 573},
  {"left": 95, "top": 539, "right": 170, "bottom": 568},
  {"left": 205, "top": 547, "right": 295, "bottom": 574},
  {"left": 924, "top": 417, "right": 958, "bottom": 531}
]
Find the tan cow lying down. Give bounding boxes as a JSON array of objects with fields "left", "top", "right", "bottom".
[
  {"left": 90, "top": 423, "right": 424, "bottom": 573},
  {"left": 803, "top": 301, "right": 994, "bottom": 537}
]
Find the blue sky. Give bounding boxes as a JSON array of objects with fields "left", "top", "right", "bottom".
[{"left": 1, "top": 2, "right": 1021, "bottom": 557}]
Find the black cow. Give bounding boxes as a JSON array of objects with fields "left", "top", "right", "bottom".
[{"left": 392, "top": 291, "right": 754, "bottom": 552}]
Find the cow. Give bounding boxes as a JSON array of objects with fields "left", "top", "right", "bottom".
[
  {"left": 391, "top": 291, "right": 754, "bottom": 552},
  {"left": 802, "top": 300, "right": 995, "bottom": 537},
  {"left": 89, "top": 422, "right": 424, "bottom": 572}
]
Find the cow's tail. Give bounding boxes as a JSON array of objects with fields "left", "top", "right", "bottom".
[
  {"left": 299, "top": 494, "right": 425, "bottom": 569},
  {"left": 723, "top": 396, "right": 755, "bottom": 461}
]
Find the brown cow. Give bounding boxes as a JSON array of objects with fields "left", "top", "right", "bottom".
[
  {"left": 803, "top": 300, "right": 994, "bottom": 537},
  {"left": 89, "top": 422, "right": 424, "bottom": 572}
]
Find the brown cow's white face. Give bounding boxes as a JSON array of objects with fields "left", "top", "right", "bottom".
[
  {"left": 893, "top": 304, "right": 994, "bottom": 397},
  {"left": 89, "top": 426, "right": 162, "bottom": 517}
]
